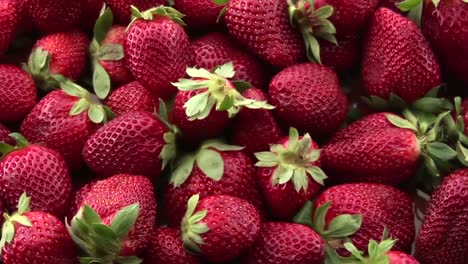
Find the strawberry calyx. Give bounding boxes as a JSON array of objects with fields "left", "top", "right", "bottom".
[
  {"left": 22, "top": 47, "right": 66, "bottom": 92},
  {"left": 440, "top": 97, "right": 468, "bottom": 168},
  {"left": 181, "top": 194, "right": 210, "bottom": 254},
  {"left": 396, "top": 0, "right": 446, "bottom": 27},
  {"left": 0, "top": 193, "right": 33, "bottom": 252},
  {"left": 254, "top": 127, "right": 327, "bottom": 192},
  {"left": 0, "top": 133, "right": 30, "bottom": 160},
  {"left": 287, "top": 0, "right": 337, "bottom": 63},
  {"left": 343, "top": 228, "right": 397, "bottom": 264},
  {"left": 156, "top": 99, "right": 181, "bottom": 170},
  {"left": 128, "top": 5, "right": 186, "bottom": 29},
  {"left": 172, "top": 62, "right": 274, "bottom": 120}
]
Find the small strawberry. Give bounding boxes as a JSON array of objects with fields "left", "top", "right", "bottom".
[
  {"left": 0, "top": 0, "right": 18, "bottom": 56},
  {"left": 28, "top": 0, "right": 82, "bottom": 33},
  {"left": 181, "top": 194, "right": 261, "bottom": 263},
  {"left": 0, "top": 123, "right": 13, "bottom": 144},
  {"left": 174, "top": 0, "right": 226, "bottom": 28},
  {"left": 105, "top": 81, "right": 158, "bottom": 116},
  {"left": 105, "top": 0, "right": 167, "bottom": 24}
]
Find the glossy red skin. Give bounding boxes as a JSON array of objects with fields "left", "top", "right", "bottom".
[
  {"left": 14, "top": 0, "right": 33, "bottom": 33},
  {"left": 144, "top": 227, "right": 201, "bottom": 264},
  {"left": 125, "top": 16, "right": 190, "bottom": 100},
  {"left": 423, "top": 1, "right": 468, "bottom": 85},
  {"left": 269, "top": 63, "right": 348, "bottom": 137},
  {"left": 20, "top": 90, "right": 100, "bottom": 171},
  {"left": 80, "top": 0, "right": 105, "bottom": 32},
  {"left": 245, "top": 222, "right": 325, "bottom": 264},
  {"left": 34, "top": 31, "right": 89, "bottom": 81},
  {"left": 70, "top": 174, "right": 157, "bottom": 256},
  {"left": 195, "top": 195, "right": 261, "bottom": 263},
  {"left": 314, "top": 183, "right": 415, "bottom": 254},
  {"left": 231, "top": 88, "right": 283, "bottom": 157},
  {"left": 104, "top": 0, "right": 167, "bottom": 24},
  {"left": 99, "top": 26, "right": 134, "bottom": 86},
  {"left": 2, "top": 212, "right": 78, "bottom": 264},
  {"left": 362, "top": 8, "right": 441, "bottom": 103},
  {"left": 83, "top": 111, "right": 167, "bottom": 179},
  {"left": 28, "top": 0, "right": 81, "bottom": 33},
  {"left": 225, "top": 0, "right": 305, "bottom": 68},
  {"left": 0, "top": 65, "right": 37, "bottom": 123},
  {"left": 190, "top": 32, "right": 267, "bottom": 89},
  {"left": 0, "top": 123, "right": 13, "bottom": 144},
  {"left": 105, "top": 81, "right": 158, "bottom": 116},
  {"left": 320, "top": 35, "right": 361, "bottom": 73},
  {"left": 0, "top": 0, "right": 18, "bottom": 56},
  {"left": 416, "top": 169, "right": 468, "bottom": 264},
  {"left": 165, "top": 150, "right": 265, "bottom": 227},
  {"left": 174, "top": 0, "right": 226, "bottom": 29},
  {"left": 388, "top": 251, "right": 420, "bottom": 264},
  {"left": 0, "top": 145, "right": 73, "bottom": 218}
]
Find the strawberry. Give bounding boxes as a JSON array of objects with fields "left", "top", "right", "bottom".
[
  {"left": 415, "top": 169, "right": 468, "bottom": 264},
  {"left": 255, "top": 128, "right": 327, "bottom": 220},
  {"left": 28, "top": 0, "right": 82, "bottom": 33},
  {"left": 0, "top": 133, "right": 72, "bottom": 217},
  {"left": 144, "top": 227, "right": 201, "bottom": 264},
  {"left": 320, "top": 35, "right": 361, "bottom": 73},
  {"left": 0, "top": 123, "right": 13, "bottom": 144},
  {"left": 0, "top": 194, "right": 78, "bottom": 264},
  {"left": 105, "top": 0, "right": 167, "bottom": 24},
  {"left": 0, "top": 0, "right": 18, "bottom": 56},
  {"left": 244, "top": 222, "right": 325, "bottom": 264},
  {"left": 379, "top": 0, "right": 403, "bottom": 12},
  {"left": 362, "top": 7, "right": 441, "bottom": 103},
  {"left": 0, "top": 65, "right": 37, "bottom": 124},
  {"left": 125, "top": 6, "right": 190, "bottom": 99},
  {"left": 190, "top": 32, "right": 267, "bottom": 89},
  {"left": 174, "top": 0, "right": 226, "bottom": 28},
  {"left": 80, "top": 0, "right": 105, "bottom": 31},
  {"left": 269, "top": 63, "right": 348, "bottom": 138},
  {"left": 165, "top": 140, "right": 265, "bottom": 226},
  {"left": 181, "top": 194, "right": 261, "bottom": 263},
  {"left": 105, "top": 81, "right": 158, "bottom": 116}
]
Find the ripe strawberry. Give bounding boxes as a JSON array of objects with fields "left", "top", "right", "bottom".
[
  {"left": 362, "top": 7, "right": 441, "bottom": 103},
  {"left": 416, "top": 169, "right": 468, "bottom": 264},
  {"left": 0, "top": 133, "right": 72, "bottom": 217},
  {"left": 165, "top": 141, "right": 265, "bottom": 226},
  {"left": 0, "top": 65, "right": 37, "bottom": 124},
  {"left": 14, "top": 0, "right": 33, "bottom": 33},
  {"left": 190, "top": 32, "right": 267, "bottom": 89},
  {"left": 181, "top": 194, "right": 261, "bottom": 263},
  {"left": 388, "top": 251, "right": 420, "bottom": 263},
  {"left": 105, "top": 0, "right": 167, "bottom": 24},
  {"left": 105, "top": 81, "right": 158, "bottom": 116},
  {"left": 255, "top": 128, "right": 327, "bottom": 220},
  {"left": 320, "top": 35, "right": 361, "bottom": 73},
  {"left": 0, "top": 123, "right": 13, "bottom": 144},
  {"left": 28, "top": 0, "right": 81, "bottom": 33},
  {"left": 269, "top": 63, "right": 348, "bottom": 138},
  {"left": 244, "top": 222, "right": 325, "bottom": 264},
  {"left": 125, "top": 6, "right": 190, "bottom": 99},
  {"left": 144, "top": 227, "right": 201, "bottom": 264},
  {"left": 174, "top": 0, "right": 226, "bottom": 28},
  {"left": 0, "top": 0, "right": 18, "bottom": 56},
  {"left": 0, "top": 194, "right": 78, "bottom": 264}
]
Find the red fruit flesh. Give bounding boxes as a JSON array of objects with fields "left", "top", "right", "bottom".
[
  {"left": 105, "top": 81, "right": 158, "bottom": 116},
  {"left": 0, "top": 0, "right": 18, "bottom": 56},
  {"left": 28, "top": 0, "right": 81, "bottom": 33},
  {"left": 388, "top": 251, "right": 420, "bottom": 264},
  {"left": 174, "top": 0, "right": 226, "bottom": 29},
  {"left": 105, "top": 0, "right": 167, "bottom": 24},
  {"left": 0, "top": 123, "right": 13, "bottom": 144},
  {"left": 321, "top": 35, "right": 361, "bottom": 73}
]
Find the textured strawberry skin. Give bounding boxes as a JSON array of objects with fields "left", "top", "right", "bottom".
[
  {"left": 269, "top": 63, "right": 348, "bottom": 137},
  {"left": 0, "top": 145, "right": 73, "bottom": 218},
  {"left": 320, "top": 35, "right": 361, "bottom": 73},
  {"left": 28, "top": 0, "right": 81, "bottom": 33},
  {"left": 416, "top": 169, "right": 468, "bottom": 264},
  {"left": 388, "top": 251, "right": 420, "bottom": 264},
  {"left": 2, "top": 212, "right": 78, "bottom": 264},
  {"left": 125, "top": 16, "right": 190, "bottom": 99},
  {"left": 0, "top": 65, "right": 37, "bottom": 123},
  {"left": 174, "top": 0, "right": 225, "bottom": 28},
  {"left": 245, "top": 222, "right": 325, "bottom": 264},
  {"left": 0, "top": 0, "right": 18, "bottom": 56},
  {"left": 105, "top": 0, "right": 167, "bottom": 24},
  {"left": 190, "top": 32, "right": 267, "bottom": 89},
  {"left": 0, "top": 123, "right": 13, "bottom": 144},
  {"left": 83, "top": 111, "right": 167, "bottom": 179},
  {"left": 362, "top": 8, "right": 441, "bottom": 102},
  {"left": 314, "top": 183, "right": 415, "bottom": 253},
  {"left": 105, "top": 81, "right": 158, "bottom": 116}
]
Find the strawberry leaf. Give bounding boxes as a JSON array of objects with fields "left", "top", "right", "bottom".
[
  {"left": 426, "top": 142, "right": 457, "bottom": 161},
  {"left": 70, "top": 98, "right": 91, "bottom": 116},
  {"left": 88, "top": 104, "right": 106, "bottom": 124},
  {"left": 386, "top": 114, "right": 417, "bottom": 132},
  {"left": 82, "top": 205, "right": 102, "bottom": 225},
  {"left": 110, "top": 204, "right": 140, "bottom": 240},
  {"left": 324, "top": 214, "right": 363, "bottom": 238},
  {"left": 293, "top": 200, "right": 314, "bottom": 227},
  {"left": 456, "top": 142, "right": 468, "bottom": 166},
  {"left": 196, "top": 149, "right": 224, "bottom": 181},
  {"left": 98, "top": 43, "right": 124, "bottom": 61},
  {"left": 94, "top": 8, "right": 114, "bottom": 45},
  {"left": 171, "top": 154, "right": 196, "bottom": 187},
  {"left": 92, "top": 62, "right": 111, "bottom": 99}
]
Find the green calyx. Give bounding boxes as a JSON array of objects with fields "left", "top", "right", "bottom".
[
  {"left": 0, "top": 133, "right": 30, "bottom": 160},
  {"left": 0, "top": 193, "right": 33, "bottom": 252},
  {"left": 287, "top": 0, "right": 337, "bottom": 63},
  {"left": 170, "top": 140, "right": 244, "bottom": 187},
  {"left": 156, "top": 99, "right": 181, "bottom": 170},
  {"left": 254, "top": 127, "right": 327, "bottom": 192},
  {"left": 172, "top": 62, "right": 274, "bottom": 120},
  {"left": 128, "top": 5, "right": 186, "bottom": 29},
  {"left": 442, "top": 97, "right": 468, "bottom": 171},
  {"left": 343, "top": 228, "right": 396, "bottom": 264},
  {"left": 181, "top": 194, "right": 210, "bottom": 254},
  {"left": 22, "top": 47, "right": 66, "bottom": 91},
  {"left": 66, "top": 203, "right": 142, "bottom": 264}
]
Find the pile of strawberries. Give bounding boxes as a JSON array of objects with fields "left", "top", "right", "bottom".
[{"left": 0, "top": 0, "right": 467, "bottom": 263}]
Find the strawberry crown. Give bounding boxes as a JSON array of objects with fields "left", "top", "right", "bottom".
[
  {"left": 181, "top": 194, "right": 210, "bottom": 254},
  {"left": 396, "top": 0, "right": 445, "bottom": 27},
  {"left": 441, "top": 97, "right": 468, "bottom": 171},
  {"left": 128, "top": 5, "right": 186, "bottom": 29},
  {"left": 0, "top": 133, "right": 30, "bottom": 160},
  {"left": 156, "top": 99, "right": 181, "bottom": 170},
  {"left": 254, "top": 127, "right": 327, "bottom": 192},
  {"left": 22, "top": 47, "right": 66, "bottom": 92},
  {"left": 0, "top": 193, "right": 33, "bottom": 252},
  {"left": 343, "top": 228, "right": 397, "bottom": 264}
]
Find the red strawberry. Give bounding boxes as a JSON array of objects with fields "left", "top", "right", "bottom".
[
  {"left": 320, "top": 35, "right": 361, "bottom": 73},
  {"left": 0, "top": 123, "right": 13, "bottom": 144},
  {"left": 379, "top": 0, "right": 403, "bottom": 12},
  {"left": 125, "top": 6, "right": 190, "bottom": 99},
  {"left": 28, "top": 0, "right": 81, "bottom": 33},
  {"left": 416, "top": 169, "right": 468, "bottom": 264},
  {"left": 105, "top": 81, "right": 158, "bottom": 116},
  {"left": 105, "top": 0, "right": 167, "bottom": 24},
  {"left": 0, "top": 0, "right": 18, "bottom": 56},
  {"left": 0, "top": 194, "right": 78, "bottom": 264},
  {"left": 255, "top": 128, "right": 326, "bottom": 220},
  {"left": 165, "top": 141, "right": 265, "bottom": 226},
  {"left": 244, "top": 222, "right": 325, "bottom": 264},
  {"left": 174, "top": 0, "right": 226, "bottom": 28},
  {"left": 0, "top": 133, "right": 73, "bottom": 217},
  {"left": 14, "top": 0, "right": 33, "bottom": 33},
  {"left": 388, "top": 251, "right": 420, "bottom": 263},
  {"left": 144, "top": 227, "right": 201, "bottom": 264},
  {"left": 181, "top": 194, "right": 261, "bottom": 263},
  {"left": 190, "top": 32, "right": 267, "bottom": 89},
  {"left": 362, "top": 7, "right": 441, "bottom": 103},
  {"left": 269, "top": 63, "right": 348, "bottom": 138},
  {"left": 0, "top": 65, "right": 37, "bottom": 124}
]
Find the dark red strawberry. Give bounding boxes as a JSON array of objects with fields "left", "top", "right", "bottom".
[
  {"left": 0, "top": 133, "right": 73, "bottom": 217},
  {"left": 105, "top": 81, "right": 158, "bottom": 116},
  {"left": 0, "top": 194, "right": 78, "bottom": 264},
  {"left": 244, "top": 222, "right": 325, "bottom": 264},
  {"left": 0, "top": 65, "right": 37, "bottom": 124},
  {"left": 80, "top": 0, "right": 105, "bottom": 31},
  {"left": 0, "top": 123, "right": 13, "bottom": 144},
  {"left": 0, "top": 0, "right": 18, "bottom": 56},
  {"left": 14, "top": 0, "right": 33, "bottom": 33},
  {"left": 416, "top": 169, "right": 468, "bottom": 264},
  {"left": 181, "top": 194, "right": 261, "bottom": 263},
  {"left": 174, "top": 0, "right": 226, "bottom": 28},
  {"left": 320, "top": 35, "right": 361, "bottom": 73},
  {"left": 125, "top": 6, "right": 190, "bottom": 99},
  {"left": 28, "top": 0, "right": 81, "bottom": 33},
  {"left": 144, "top": 227, "right": 201, "bottom": 264},
  {"left": 269, "top": 63, "right": 348, "bottom": 138},
  {"left": 362, "top": 7, "right": 441, "bottom": 103},
  {"left": 105, "top": 0, "right": 167, "bottom": 24}
]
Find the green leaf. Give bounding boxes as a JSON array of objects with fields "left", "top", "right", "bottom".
[
  {"left": 88, "top": 104, "right": 106, "bottom": 124},
  {"left": 312, "top": 202, "right": 331, "bottom": 235},
  {"left": 214, "top": 62, "right": 235, "bottom": 78},
  {"left": 456, "top": 142, "right": 468, "bottom": 167},
  {"left": 93, "top": 62, "right": 111, "bottom": 99},
  {"left": 115, "top": 256, "right": 142, "bottom": 264},
  {"left": 9, "top": 133, "right": 29, "bottom": 148},
  {"left": 202, "top": 140, "right": 244, "bottom": 151},
  {"left": 423, "top": 154, "right": 439, "bottom": 177},
  {"left": 293, "top": 200, "right": 314, "bottom": 227},
  {"left": 196, "top": 149, "right": 224, "bottom": 181},
  {"left": 94, "top": 8, "right": 114, "bottom": 45},
  {"left": 396, "top": 0, "right": 423, "bottom": 11},
  {"left": 92, "top": 223, "right": 117, "bottom": 241},
  {"left": 231, "top": 80, "right": 252, "bottom": 93},
  {"left": 388, "top": 93, "right": 408, "bottom": 110},
  {"left": 171, "top": 155, "right": 196, "bottom": 187},
  {"left": 386, "top": 114, "right": 417, "bottom": 131},
  {"left": 213, "top": 0, "right": 229, "bottom": 4},
  {"left": 412, "top": 97, "right": 453, "bottom": 113},
  {"left": 61, "top": 80, "right": 89, "bottom": 98},
  {"left": 217, "top": 95, "right": 234, "bottom": 111},
  {"left": 306, "top": 166, "right": 327, "bottom": 185},
  {"left": 70, "top": 98, "right": 91, "bottom": 116},
  {"left": 407, "top": 1, "right": 423, "bottom": 26},
  {"left": 82, "top": 205, "right": 102, "bottom": 225},
  {"left": 305, "top": 34, "right": 321, "bottom": 64},
  {"left": 426, "top": 142, "right": 457, "bottom": 161},
  {"left": 98, "top": 44, "right": 124, "bottom": 61},
  {"left": 184, "top": 91, "right": 210, "bottom": 119},
  {"left": 110, "top": 203, "right": 140, "bottom": 240},
  {"left": 324, "top": 214, "right": 363, "bottom": 238},
  {"left": 362, "top": 96, "right": 389, "bottom": 111},
  {"left": 17, "top": 193, "right": 31, "bottom": 214}
]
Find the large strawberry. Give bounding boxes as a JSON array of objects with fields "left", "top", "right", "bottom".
[
  {"left": 269, "top": 63, "right": 348, "bottom": 138},
  {"left": 0, "top": 123, "right": 13, "bottom": 144},
  {"left": 28, "top": 0, "right": 82, "bottom": 33},
  {"left": 0, "top": 0, "right": 18, "bottom": 56},
  {"left": 105, "top": 0, "right": 167, "bottom": 24},
  {"left": 125, "top": 6, "right": 190, "bottom": 99},
  {"left": 181, "top": 194, "right": 261, "bottom": 263},
  {"left": 174, "top": 0, "right": 226, "bottom": 28},
  {"left": 0, "top": 65, "right": 37, "bottom": 124},
  {"left": 0, "top": 194, "right": 78, "bottom": 264},
  {"left": 105, "top": 81, "right": 158, "bottom": 116}
]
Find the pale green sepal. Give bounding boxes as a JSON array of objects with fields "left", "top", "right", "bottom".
[
  {"left": 92, "top": 62, "right": 111, "bottom": 100},
  {"left": 386, "top": 114, "right": 417, "bottom": 132},
  {"left": 196, "top": 149, "right": 224, "bottom": 181},
  {"left": 61, "top": 80, "right": 90, "bottom": 98},
  {"left": 170, "top": 154, "right": 196, "bottom": 187},
  {"left": 70, "top": 98, "right": 91, "bottom": 116},
  {"left": 98, "top": 44, "right": 124, "bottom": 61},
  {"left": 94, "top": 7, "right": 113, "bottom": 45},
  {"left": 181, "top": 194, "right": 210, "bottom": 254},
  {"left": 23, "top": 47, "right": 66, "bottom": 91},
  {"left": 17, "top": 193, "right": 31, "bottom": 214},
  {"left": 88, "top": 104, "right": 106, "bottom": 124},
  {"left": 201, "top": 140, "right": 244, "bottom": 152},
  {"left": 214, "top": 62, "right": 235, "bottom": 78},
  {"left": 156, "top": 99, "right": 181, "bottom": 170},
  {"left": 128, "top": 5, "right": 186, "bottom": 30},
  {"left": 8, "top": 133, "right": 29, "bottom": 149},
  {"left": 293, "top": 200, "right": 314, "bottom": 227},
  {"left": 0, "top": 193, "right": 33, "bottom": 252},
  {"left": 110, "top": 204, "right": 140, "bottom": 240}
]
